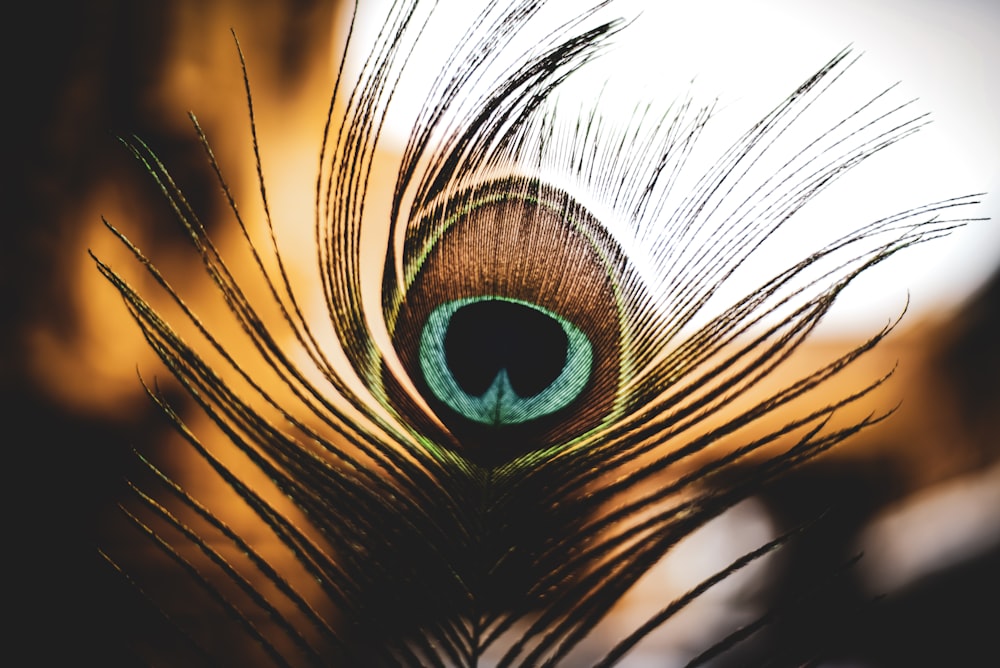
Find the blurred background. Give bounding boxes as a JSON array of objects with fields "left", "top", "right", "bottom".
[{"left": 7, "top": 0, "right": 999, "bottom": 665}]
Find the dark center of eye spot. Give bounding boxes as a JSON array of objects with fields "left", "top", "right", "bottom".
[{"left": 444, "top": 299, "right": 568, "bottom": 398}]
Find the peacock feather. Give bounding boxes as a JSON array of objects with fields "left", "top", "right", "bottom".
[{"left": 93, "top": 1, "right": 983, "bottom": 665}]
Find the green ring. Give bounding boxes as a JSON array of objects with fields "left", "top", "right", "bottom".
[{"left": 419, "top": 296, "right": 593, "bottom": 425}]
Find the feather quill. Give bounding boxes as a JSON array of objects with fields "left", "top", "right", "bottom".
[{"left": 93, "top": 1, "right": 983, "bottom": 665}]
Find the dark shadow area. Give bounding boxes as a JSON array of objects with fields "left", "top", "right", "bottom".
[{"left": 712, "top": 459, "right": 1000, "bottom": 667}]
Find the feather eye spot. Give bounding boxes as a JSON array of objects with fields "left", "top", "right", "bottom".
[
  {"left": 419, "top": 296, "right": 593, "bottom": 426},
  {"left": 388, "top": 178, "right": 633, "bottom": 461}
]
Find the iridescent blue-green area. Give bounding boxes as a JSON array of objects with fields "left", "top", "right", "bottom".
[{"left": 419, "top": 296, "right": 593, "bottom": 426}]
